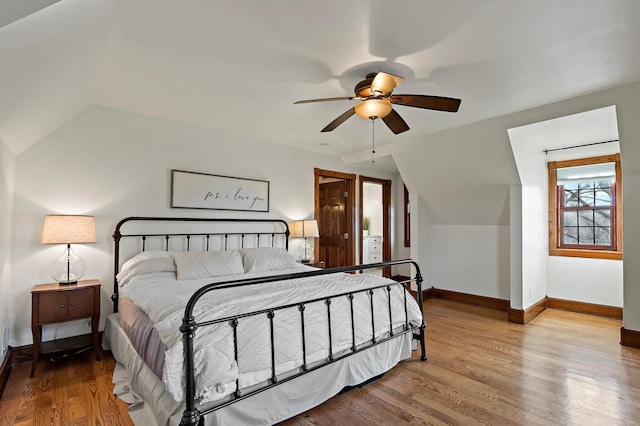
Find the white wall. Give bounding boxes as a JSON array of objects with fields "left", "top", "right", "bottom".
[
  {"left": 408, "top": 194, "right": 432, "bottom": 291},
  {"left": 430, "top": 225, "right": 510, "bottom": 299},
  {"left": 547, "top": 257, "right": 623, "bottom": 306},
  {"left": 9, "top": 105, "right": 400, "bottom": 347},
  {"left": 0, "top": 137, "right": 15, "bottom": 362},
  {"left": 394, "top": 119, "right": 514, "bottom": 298},
  {"left": 509, "top": 185, "right": 523, "bottom": 310},
  {"left": 520, "top": 185, "right": 547, "bottom": 307},
  {"left": 393, "top": 113, "right": 516, "bottom": 298},
  {"left": 508, "top": 125, "right": 550, "bottom": 309}
]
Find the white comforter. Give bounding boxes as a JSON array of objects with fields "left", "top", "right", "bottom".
[{"left": 120, "top": 265, "right": 423, "bottom": 404}]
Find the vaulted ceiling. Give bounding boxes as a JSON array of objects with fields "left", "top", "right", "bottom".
[{"left": 2, "top": 0, "right": 640, "bottom": 162}]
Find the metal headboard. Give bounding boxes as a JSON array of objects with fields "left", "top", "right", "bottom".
[{"left": 112, "top": 216, "right": 290, "bottom": 312}]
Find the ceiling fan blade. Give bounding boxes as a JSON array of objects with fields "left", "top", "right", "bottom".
[
  {"left": 382, "top": 109, "right": 410, "bottom": 134},
  {"left": 371, "top": 72, "right": 403, "bottom": 95},
  {"left": 321, "top": 108, "right": 356, "bottom": 132},
  {"left": 390, "top": 94, "right": 461, "bottom": 112},
  {"left": 294, "top": 97, "right": 357, "bottom": 104}
]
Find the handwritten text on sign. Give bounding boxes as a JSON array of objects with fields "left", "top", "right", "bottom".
[{"left": 171, "top": 170, "right": 269, "bottom": 212}]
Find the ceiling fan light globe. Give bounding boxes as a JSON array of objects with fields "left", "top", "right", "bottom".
[{"left": 355, "top": 99, "right": 392, "bottom": 120}]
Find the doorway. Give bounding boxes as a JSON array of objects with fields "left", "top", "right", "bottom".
[
  {"left": 359, "top": 176, "right": 392, "bottom": 277},
  {"left": 314, "top": 168, "right": 356, "bottom": 268}
]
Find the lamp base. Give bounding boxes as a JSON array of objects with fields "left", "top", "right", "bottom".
[
  {"left": 50, "top": 245, "right": 86, "bottom": 285},
  {"left": 302, "top": 238, "right": 315, "bottom": 264}
]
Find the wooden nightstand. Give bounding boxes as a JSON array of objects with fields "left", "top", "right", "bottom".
[
  {"left": 31, "top": 279, "right": 101, "bottom": 377},
  {"left": 301, "top": 260, "right": 325, "bottom": 269}
]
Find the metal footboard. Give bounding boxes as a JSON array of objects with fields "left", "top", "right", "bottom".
[{"left": 179, "top": 260, "right": 426, "bottom": 426}]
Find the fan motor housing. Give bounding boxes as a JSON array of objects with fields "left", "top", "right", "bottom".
[{"left": 354, "top": 74, "right": 377, "bottom": 97}]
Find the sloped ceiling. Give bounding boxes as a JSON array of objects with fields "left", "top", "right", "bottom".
[
  {"left": 0, "top": 0, "right": 61, "bottom": 29},
  {"left": 2, "top": 0, "right": 640, "bottom": 160}
]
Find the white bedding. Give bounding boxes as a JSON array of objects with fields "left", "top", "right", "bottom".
[
  {"left": 105, "top": 312, "right": 414, "bottom": 426},
  {"left": 119, "top": 255, "right": 423, "bottom": 405}
]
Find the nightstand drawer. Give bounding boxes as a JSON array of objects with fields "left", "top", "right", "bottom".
[
  {"left": 68, "top": 288, "right": 95, "bottom": 319},
  {"left": 38, "top": 287, "right": 94, "bottom": 323},
  {"left": 38, "top": 291, "right": 69, "bottom": 323}
]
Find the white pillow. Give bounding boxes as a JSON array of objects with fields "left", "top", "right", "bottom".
[
  {"left": 120, "top": 250, "right": 173, "bottom": 272},
  {"left": 117, "top": 256, "right": 176, "bottom": 287},
  {"left": 173, "top": 250, "right": 244, "bottom": 280},
  {"left": 240, "top": 247, "right": 298, "bottom": 273}
]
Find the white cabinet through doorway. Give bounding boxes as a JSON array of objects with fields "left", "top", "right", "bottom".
[{"left": 363, "top": 236, "right": 382, "bottom": 264}]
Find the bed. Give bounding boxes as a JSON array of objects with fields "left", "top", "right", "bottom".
[{"left": 104, "top": 216, "right": 427, "bottom": 425}]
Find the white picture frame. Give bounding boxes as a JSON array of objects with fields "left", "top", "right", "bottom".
[{"left": 170, "top": 169, "right": 270, "bottom": 212}]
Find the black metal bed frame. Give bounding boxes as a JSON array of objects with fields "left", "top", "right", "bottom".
[{"left": 112, "top": 217, "right": 426, "bottom": 426}]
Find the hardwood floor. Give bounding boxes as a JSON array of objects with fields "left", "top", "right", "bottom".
[
  {"left": 2, "top": 299, "right": 640, "bottom": 425},
  {"left": 0, "top": 346, "right": 131, "bottom": 426}
]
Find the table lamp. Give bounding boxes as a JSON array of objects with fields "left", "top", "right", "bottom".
[
  {"left": 290, "top": 219, "right": 320, "bottom": 263},
  {"left": 41, "top": 215, "right": 96, "bottom": 285}
]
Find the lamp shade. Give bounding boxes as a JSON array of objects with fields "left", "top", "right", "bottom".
[
  {"left": 354, "top": 99, "right": 393, "bottom": 119},
  {"left": 41, "top": 215, "right": 96, "bottom": 244},
  {"left": 290, "top": 220, "right": 319, "bottom": 239}
]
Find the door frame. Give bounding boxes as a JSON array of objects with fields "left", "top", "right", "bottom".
[
  {"left": 359, "top": 175, "right": 392, "bottom": 277},
  {"left": 314, "top": 168, "right": 356, "bottom": 267}
]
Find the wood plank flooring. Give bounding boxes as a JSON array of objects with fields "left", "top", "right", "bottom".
[
  {"left": 0, "top": 345, "right": 130, "bottom": 426},
  {"left": 2, "top": 299, "right": 640, "bottom": 425}
]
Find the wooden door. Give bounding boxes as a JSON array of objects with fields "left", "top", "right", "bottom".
[
  {"left": 319, "top": 181, "right": 347, "bottom": 268},
  {"left": 314, "top": 168, "right": 356, "bottom": 267}
]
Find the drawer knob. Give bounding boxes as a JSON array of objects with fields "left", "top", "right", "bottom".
[
  {"left": 70, "top": 303, "right": 75, "bottom": 307},
  {"left": 60, "top": 304, "right": 66, "bottom": 308}
]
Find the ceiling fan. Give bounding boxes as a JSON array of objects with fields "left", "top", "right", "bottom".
[{"left": 294, "top": 72, "right": 462, "bottom": 134}]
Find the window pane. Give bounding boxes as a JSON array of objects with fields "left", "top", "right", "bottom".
[
  {"left": 595, "top": 184, "right": 611, "bottom": 206},
  {"left": 563, "top": 210, "right": 577, "bottom": 227},
  {"left": 563, "top": 227, "right": 578, "bottom": 244},
  {"left": 556, "top": 162, "right": 615, "bottom": 185},
  {"left": 563, "top": 184, "right": 579, "bottom": 207},
  {"left": 578, "top": 210, "right": 593, "bottom": 227},
  {"left": 578, "top": 184, "right": 594, "bottom": 206},
  {"left": 594, "top": 209, "right": 611, "bottom": 227},
  {"left": 594, "top": 227, "right": 610, "bottom": 245},
  {"left": 578, "top": 227, "right": 595, "bottom": 245}
]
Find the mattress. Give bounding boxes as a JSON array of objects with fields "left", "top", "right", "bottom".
[{"left": 118, "top": 297, "right": 166, "bottom": 379}]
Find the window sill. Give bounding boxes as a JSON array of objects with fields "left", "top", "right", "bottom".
[{"left": 549, "top": 248, "right": 622, "bottom": 260}]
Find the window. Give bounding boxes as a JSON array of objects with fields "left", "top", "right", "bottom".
[{"left": 548, "top": 154, "right": 622, "bottom": 260}]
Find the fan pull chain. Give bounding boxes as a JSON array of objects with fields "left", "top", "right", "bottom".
[{"left": 371, "top": 117, "right": 376, "bottom": 164}]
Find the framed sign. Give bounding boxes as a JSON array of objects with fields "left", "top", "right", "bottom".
[{"left": 171, "top": 170, "right": 269, "bottom": 212}]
